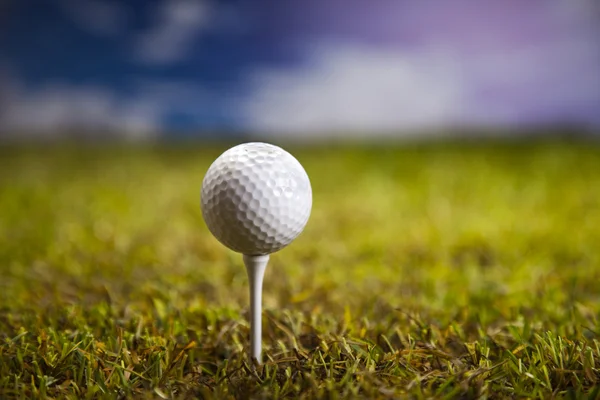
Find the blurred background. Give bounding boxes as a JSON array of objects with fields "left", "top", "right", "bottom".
[{"left": 1, "top": 0, "right": 599, "bottom": 140}]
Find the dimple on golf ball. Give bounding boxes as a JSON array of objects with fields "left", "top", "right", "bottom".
[{"left": 201, "top": 142, "right": 312, "bottom": 255}]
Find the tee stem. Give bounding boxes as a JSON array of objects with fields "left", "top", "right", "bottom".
[{"left": 243, "top": 254, "right": 269, "bottom": 364}]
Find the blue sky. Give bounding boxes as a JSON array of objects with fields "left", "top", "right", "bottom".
[{"left": 1, "top": 0, "right": 599, "bottom": 138}]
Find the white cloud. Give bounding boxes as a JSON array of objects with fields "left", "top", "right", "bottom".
[
  {"left": 60, "top": 0, "right": 129, "bottom": 36},
  {"left": 0, "top": 74, "right": 161, "bottom": 139},
  {"left": 134, "top": 0, "right": 212, "bottom": 65},
  {"left": 0, "top": 72, "right": 225, "bottom": 139},
  {"left": 242, "top": 45, "right": 468, "bottom": 137},
  {"left": 242, "top": 33, "right": 600, "bottom": 136}
]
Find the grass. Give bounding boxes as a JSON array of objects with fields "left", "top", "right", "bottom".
[{"left": 0, "top": 139, "right": 599, "bottom": 399}]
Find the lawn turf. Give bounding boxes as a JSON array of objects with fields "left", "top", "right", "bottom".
[{"left": 1, "top": 139, "right": 599, "bottom": 398}]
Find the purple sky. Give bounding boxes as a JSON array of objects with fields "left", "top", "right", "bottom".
[{"left": 1, "top": 0, "right": 599, "bottom": 138}]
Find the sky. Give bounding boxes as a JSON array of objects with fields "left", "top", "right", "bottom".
[{"left": 1, "top": 0, "right": 599, "bottom": 139}]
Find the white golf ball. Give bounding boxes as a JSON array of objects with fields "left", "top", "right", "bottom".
[{"left": 201, "top": 142, "right": 312, "bottom": 255}]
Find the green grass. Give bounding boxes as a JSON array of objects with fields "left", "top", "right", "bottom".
[{"left": 1, "top": 139, "right": 599, "bottom": 399}]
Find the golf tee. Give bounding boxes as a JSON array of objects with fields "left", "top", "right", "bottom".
[{"left": 243, "top": 254, "right": 269, "bottom": 364}]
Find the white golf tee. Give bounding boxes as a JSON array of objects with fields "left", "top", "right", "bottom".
[{"left": 243, "top": 254, "right": 269, "bottom": 364}]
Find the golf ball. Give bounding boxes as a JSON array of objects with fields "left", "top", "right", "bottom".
[{"left": 201, "top": 142, "right": 312, "bottom": 255}]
